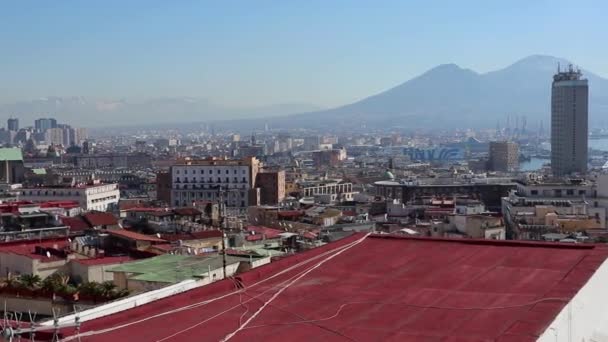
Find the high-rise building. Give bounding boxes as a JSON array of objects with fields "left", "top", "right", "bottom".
[
  {"left": 45, "top": 127, "right": 64, "bottom": 146},
  {"left": 489, "top": 141, "right": 519, "bottom": 172},
  {"left": 34, "top": 118, "right": 57, "bottom": 133},
  {"left": 7, "top": 118, "right": 19, "bottom": 131},
  {"left": 551, "top": 65, "right": 588, "bottom": 176}
]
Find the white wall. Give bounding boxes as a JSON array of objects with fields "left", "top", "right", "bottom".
[{"left": 537, "top": 258, "right": 608, "bottom": 342}]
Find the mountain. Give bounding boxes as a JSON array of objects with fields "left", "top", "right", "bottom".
[
  {"left": 0, "top": 97, "right": 321, "bottom": 127},
  {"left": 3, "top": 55, "right": 607, "bottom": 130},
  {"left": 278, "top": 55, "right": 608, "bottom": 130}
]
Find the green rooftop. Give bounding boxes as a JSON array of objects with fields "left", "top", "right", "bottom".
[
  {"left": 0, "top": 148, "right": 23, "bottom": 162},
  {"left": 108, "top": 254, "right": 249, "bottom": 284},
  {"left": 31, "top": 168, "right": 47, "bottom": 175}
]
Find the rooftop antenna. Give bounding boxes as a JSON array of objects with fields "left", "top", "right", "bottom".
[{"left": 558, "top": 62, "right": 561, "bottom": 73}]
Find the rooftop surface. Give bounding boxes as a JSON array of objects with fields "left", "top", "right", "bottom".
[
  {"left": 0, "top": 147, "right": 23, "bottom": 161},
  {"left": 107, "top": 253, "right": 245, "bottom": 283},
  {"left": 58, "top": 234, "right": 608, "bottom": 341}
]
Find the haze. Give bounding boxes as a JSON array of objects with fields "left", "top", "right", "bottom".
[{"left": 1, "top": 0, "right": 607, "bottom": 112}]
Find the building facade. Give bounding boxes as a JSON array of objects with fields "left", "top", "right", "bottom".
[
  {"left": 19, "top": 183, "right": 120, "bottom": 211},
  {"left": 551, "top": 66, "right": 588, "bottom": 176},
  {"left": 255, "top": 170, "right": 286, "bottom": 205},
  {"left": 7, "top": 118, "right": 19, "bottom": 132},
  {"left": 170, "top": 157, "right": 260, "bottom": 208},
  {"left": 489, "top": 141, "right": 519, "bottom": 172}
]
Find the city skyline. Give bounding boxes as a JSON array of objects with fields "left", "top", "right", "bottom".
[{"left": 1, "top": 0, "right": 607, "bottom": 109}]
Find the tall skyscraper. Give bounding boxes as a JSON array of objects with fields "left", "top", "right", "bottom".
[
  {"left": 34, "top": 118, "right": 58, "bottom": 132},
  {"left": 551, "top": 65, "right": 588, "bottom": 176},
  {"left": 7, "top": 118, "right": 19, "bottom": 131}
]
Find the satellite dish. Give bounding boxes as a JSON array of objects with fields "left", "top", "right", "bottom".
[
  {"left": 46, "top": 251, "right": 51, "bottom": 258},
  {"left": 187, "top": 248, "right": 192, "bottom": 254},
  {"left": 67, "top": 238, "right": 72, "bottom": 243},
  {"left": 156, "top": 233, "right": 161, "bottom": 238}
]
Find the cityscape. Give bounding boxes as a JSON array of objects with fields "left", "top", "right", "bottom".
[{"left": 0, "top": 2, "right": 607, "bottom": 342}]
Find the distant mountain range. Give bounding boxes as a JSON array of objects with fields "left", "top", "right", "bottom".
[
  {"left": 2, "top": 55, "right": 607, "bottom": 130},
  {"left": 274, "top": 55, "right": 608, "bottom": 130},
  {"left": 0, "top": 97, "right": 322, "bottom": 127}
]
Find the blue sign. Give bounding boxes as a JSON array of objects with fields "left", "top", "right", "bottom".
[{"left": 405, "top": 147, "right": 464, "bottom": 161}]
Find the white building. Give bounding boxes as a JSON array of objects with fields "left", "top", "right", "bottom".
[
  {"left": 19, "top": 183, "right": 120, "bottom": 211},
  {"left": 170, "top": 157, "right": 260, "bottom": 208}
]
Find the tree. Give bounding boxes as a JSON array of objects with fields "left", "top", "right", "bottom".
[
  {"left": 42, "top": 273, "right": 70, "bottom": 294},
  {"left": 100, "top": 281, "right": 117, "bottom": 299},
  {"left": 1, "top": 274, "right": 21, "bottom": 290},
  {"left": 18, "top": 274, "right": 41, "bottom": 290}
]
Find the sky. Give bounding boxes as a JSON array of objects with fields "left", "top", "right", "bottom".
[{"left": 0, "top": 0, "right": 606, "bottom": 109}]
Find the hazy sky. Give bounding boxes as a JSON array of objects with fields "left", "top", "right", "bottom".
[{"left": 0, "top": 0, "right": 606, "bottom": 108}]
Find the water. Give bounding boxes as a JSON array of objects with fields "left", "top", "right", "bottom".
[
  {"left": 519, "top": 138, "right": 608, "bottom": 171},
  {"left": 520, "top": 157, "right": 547, "bottom": 171},
  {"left": 589, "top": 138, "right": 608, "bottom": 152}
]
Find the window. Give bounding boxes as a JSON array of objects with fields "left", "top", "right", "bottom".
[
  {"left": 217, "top": 170, "right": 220, "bottom": 174},
  {"left": 176, "top": 170, "right": 180, "bottom": 174},
  {"left": 208, "top": 170, "right": 212, "bottom": 174},
  {"left": 234, "top": 170, "right": 237, "bottom": 174},
  {"left": 530, "top": 190, "right": 538, "bottom": 195},
  {"left": 225, "top": 170, "right": 229, "bottom": 174},
  {"left": 184, "top": 169, "right": 188, "bottom": 174},
  {"left": 579, "top": 190, "right": 586, "bottom": 195},
  {"left": 225, "top": 177, "right": 230, "bottom": 182},
  {"left": 566, "top": 189, "right": 574, "bottom": 196}
]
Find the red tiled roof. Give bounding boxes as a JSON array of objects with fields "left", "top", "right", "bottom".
[
  {"left": 0, "top": 238, "right": 70, "bottom": 262},
  {"left": 124, "top": 207, "right": 166, "bottom": 213},
  {"left": 56, "top": 234, "right": 608, "bottom": 341},
  {"left": 60, "top": 216, "right": 91, "bottom": 232},
  {"left": 83, "top": 212, "right": 118, "bottom": 227},
  {"left": 106, "top": 229, "right": 166, "bottom": 243},
  {"left": 173, "top": 207, "right": 202, "bottom": 216},
  {"left": 40, "top": 201, "right": 80, "bottom": 209},
  {"left": 245, "top": 226, "right": 284, "bottom": 241},
  {"left": 277, "top": 210, "right": 304, "bottom": 218},
  {"left": 73, "top": 256, "right": 133, "bottom": 266},
  {"left": 160, "top": 230, "right": 223, "bottom": 242}
]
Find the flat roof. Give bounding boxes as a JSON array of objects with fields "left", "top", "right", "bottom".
[
  {"left": 57, "top": 234, "right": 608, "bottom": 341},
  {"left": 107, "top": 254, "right": 243, "bottom": 283}
]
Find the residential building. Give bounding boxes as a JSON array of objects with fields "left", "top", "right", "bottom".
[
  {"left": 502, "top": 177, "right": 605, "bottom": 239},
  {"left": 312, "top": 148, "right": 346, "bottom": 167},
  {"left": 19, "top": 182, "right": 120, "bottom": 211},
  {"left": 45, "top": 128, "right": 64, "bottom": 146},
  {"left": 551, "top": 65, "right": 589, "bottom": 176},
  {"left": 255, "top": 170, "right": 285, "bottom": 205},
  {"left": 170, "top": 157, "right": 260, "bottom": 208},
  {"left": 0, "top": 148, "right": 25, "bottom": 183},
  {"left": 489, "top": 141, "right": 519, "bottom": 172}
]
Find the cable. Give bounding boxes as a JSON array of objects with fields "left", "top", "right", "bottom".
[
  {"left": 239, "top": 289, "right": 356, "bottom": 341},
  {"left": 242, "top": 297, "right": 571, "bottom": 330},
  {"left": 220, "top": 233, "right": 370, "bottom": 341},
  {"left": 61, "top": 236, "right": 365, "bottom": 341},
  {"left": 154, "top": 235, "right": 370, "bottom": 342}
]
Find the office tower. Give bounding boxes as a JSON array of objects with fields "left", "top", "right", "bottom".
[
  {"left": 34, "top": 118, "right": 58, "bottom": 132},
  {"left": 7, "top": 118, "right": 19, "bottom": 131},
  {"left": 551, "top": 65, "right": 588, "bottom": 176},
  {"left": 489, "top": 141, "right": 519, "bottom": 172}
]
